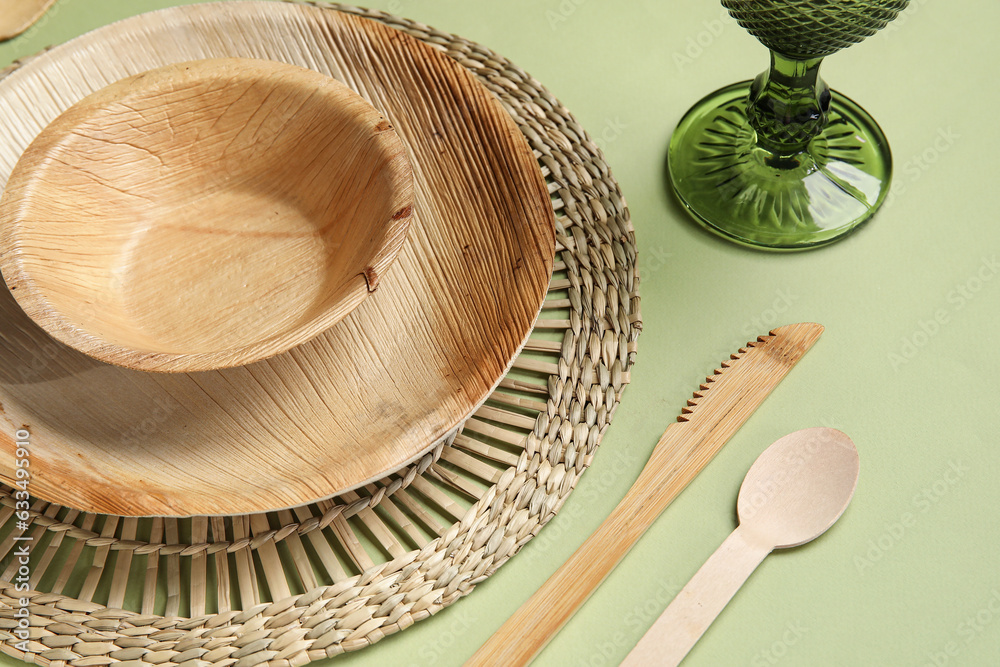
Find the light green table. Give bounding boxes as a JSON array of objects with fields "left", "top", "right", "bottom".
[{"left": 2, "top": 1, "right": 998, "bottom": 665}]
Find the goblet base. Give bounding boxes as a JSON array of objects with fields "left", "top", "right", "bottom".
[{"left": 668, "top": 81, "right": 892, "bottom": 250}]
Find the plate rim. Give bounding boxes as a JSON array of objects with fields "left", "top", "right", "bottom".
[{"left": 0, "top": 0, "right": 557, "bottom": 517}]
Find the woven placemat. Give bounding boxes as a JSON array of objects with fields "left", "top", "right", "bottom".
[{"left": 0, "top": 3, "right": 641, "bottom": 664}]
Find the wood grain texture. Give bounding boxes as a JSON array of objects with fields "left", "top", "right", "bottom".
[
  {"left": 0, "top": 57, "right": 414, "bottom": 373},
  {"left": 0, "top": 3, "right": 639, "bottom": 664},
  {"left": 622, "top": 429, "right": 859, "bottom": 666},
  {"left": 0, "top": 0, "right": 56, "bottom": 41},
  {"left": 466, "top": 323, "right": 824, "bottom": 667},
  {"left": 0, "top": 3, "right": 555, "bottom": 516}
]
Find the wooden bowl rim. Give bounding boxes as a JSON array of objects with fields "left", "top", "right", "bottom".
[
  {"left": 0, "top": 57, "right": 415, "bottom": 374},
  {"left": 0, "top": 2, "right": 556, "bottom": 517}
]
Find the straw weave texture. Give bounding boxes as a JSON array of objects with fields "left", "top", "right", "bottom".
[{"left": 0, "top": 3, "right": 641, "bottom": 664}]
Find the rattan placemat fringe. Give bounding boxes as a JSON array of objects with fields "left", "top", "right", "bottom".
[{"left": 0, "top": 3, "right": 640, "bottom": 664}]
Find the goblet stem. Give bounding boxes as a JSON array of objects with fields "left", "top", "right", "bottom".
[
  {"left": 668, "top": 0, "right": 909, "bottom": 249},
  {"left": 747, "top": 51, "right": 830, "bottom": 155}
]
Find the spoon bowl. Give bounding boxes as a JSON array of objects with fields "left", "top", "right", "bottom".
[
  {"left": 0, "top": 0, "right": 57, "bottom": 41},
  {"left": 624, "top": 428, "right": 859, "bottom": 666},
  {"left": 737, "top": 427, "right": 860, "bottom": 548}
]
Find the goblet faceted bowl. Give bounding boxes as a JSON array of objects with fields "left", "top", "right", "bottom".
[{"left": 723, "top": 0, "right": 911, "bottom": 59}]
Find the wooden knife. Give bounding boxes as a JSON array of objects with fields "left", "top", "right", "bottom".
[{"left": 465, "top": 322, "right": 824, "bottom": 666}]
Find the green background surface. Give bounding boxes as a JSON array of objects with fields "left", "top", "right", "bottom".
[{"left": 2, "top": 1, "right": 998, "bottom": 665}]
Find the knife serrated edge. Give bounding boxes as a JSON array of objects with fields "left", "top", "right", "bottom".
[
  {"left": 678, "top": 331, "right": 777, "bottom": 422},
  {"left": 466, "top": 322, "right": 824, "bottom": 667},
  {"left": 673, "top": 322, "right": 823, "bottom": 430}
]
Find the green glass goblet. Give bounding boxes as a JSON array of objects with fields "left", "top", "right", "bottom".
[{"left": 668, "top": 0, "right": 910, "bottom": 250}]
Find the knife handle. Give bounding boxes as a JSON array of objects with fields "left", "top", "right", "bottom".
[
  {"left": 464, "top": 421, "right": 699, "bottom": 667},
  {"left": 464, "top": 323, "right": 823, "bottom": 666}
]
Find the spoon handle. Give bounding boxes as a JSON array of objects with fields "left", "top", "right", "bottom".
[{"left": 621, "top": 525, "right": 772, "bottom": 667}]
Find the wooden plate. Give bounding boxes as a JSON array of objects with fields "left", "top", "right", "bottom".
[{"left": 0, "top": 2, "right": 555, "bottom": 517}]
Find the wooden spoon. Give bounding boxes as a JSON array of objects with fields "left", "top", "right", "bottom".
[
  {"left": 0, "top": 0, "right": 57, "bottom": 41},
  {"left": 622, "top": 427, "right": 859, "bottom": 666}
]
